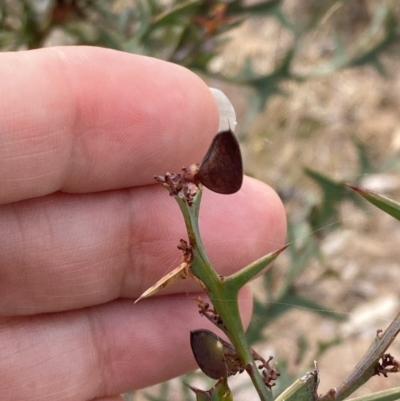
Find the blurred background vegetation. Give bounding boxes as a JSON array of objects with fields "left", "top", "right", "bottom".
[{"left": 2, "top": 0, "right": 400, "bottom": 399}]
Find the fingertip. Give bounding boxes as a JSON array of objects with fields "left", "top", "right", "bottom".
[
  {"left": 238, "top": 285, "right": 254, "bottom": 330},
  {"left": 0, "top": 47, "right": 220, "bottom": 203},
  {"left": 243, "top": 176, "right": 288, "bottom": 249},
  {"left": 201, "top": 176, "right": 287, "bottom": 274}
]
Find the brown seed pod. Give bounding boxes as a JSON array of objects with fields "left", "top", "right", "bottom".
[
  {"left": 190, "top": 329, "right": 243, "bottom": 380},
  {"left": 197, "top": 129, "right": 243, "bottom": 194},
  {"left": 190, "top": 329, "right": 231, "bottom": 379}
]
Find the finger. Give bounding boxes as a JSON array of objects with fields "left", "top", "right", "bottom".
[
  {"left": 0, "top": 177, "right": 286, "bottom": 316},
  {"left": 0, "top": 46, "right": 219, "bottom": 204},
  {"left": 92, "top": 397, "right": 124, "bottom": 401},
  {"left": 0, "top": 289, "right": 253, "bottom": 401}
]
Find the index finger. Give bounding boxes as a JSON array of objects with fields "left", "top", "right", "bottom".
[{"left": 0, "top": 46, "right": 219, "bottom": 204}]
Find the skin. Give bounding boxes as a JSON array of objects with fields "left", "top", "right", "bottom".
[{"left": 0, "top": 47, "right": 287, "bottom": 401}]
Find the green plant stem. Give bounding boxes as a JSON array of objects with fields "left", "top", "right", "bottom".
[
  {"left": 175, "top": 192, "right": 273, "bottom": 401},
  {"left": 191, "top": 247, "right": 273, "bottom": 401},
  {"left": 319, "top": 311, "right": 400, "bottom": 401}
]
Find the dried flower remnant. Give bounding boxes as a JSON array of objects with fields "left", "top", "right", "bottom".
[
  {"left": 374, "top": 353, "right": 400, "bottom": 377},
  {"left": 155, "top": 166, "right": 199, "bottom": 206},
  {"left": 177, "top": 238, "right": 192, "bottom": 260},
  {"left": 249, "top": 349, "right": 280, "bottom": 389},
  {"left": 195, "top": 296, "right": 225, "bottom": 329}
]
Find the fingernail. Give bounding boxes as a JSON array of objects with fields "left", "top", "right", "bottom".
[{"left": 209, "top": 87, "right": 237, "bottom": 132}]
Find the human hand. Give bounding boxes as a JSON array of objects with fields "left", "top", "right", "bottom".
[{"left": 0, "top": 46, "right": 286, "bottom": 401}]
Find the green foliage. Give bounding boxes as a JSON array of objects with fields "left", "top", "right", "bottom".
[
  {"left": 274, "top": 367, "right": 319, "bottom": 401},
  {"left": 348, "top": 186, "right": 400, "bottom": 221},
  {"left": 304, "top": 167, "right": 361, "bottom": 232}
]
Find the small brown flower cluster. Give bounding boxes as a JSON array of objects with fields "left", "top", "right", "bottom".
[
  {"left": 155, "top": 164, "right": 200, "bottom": 205},
  {"left": 374, "top": 353, "right": 400, "bottom": 377},
  {"left": 177, "top": 239, "right": 192, "bottom": 263},
  {"left": 195, "top": 296, "right": 224, "bottom": 328},
  {"left": 250, "top": 351, "right": 280, "bottom": 389}
]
